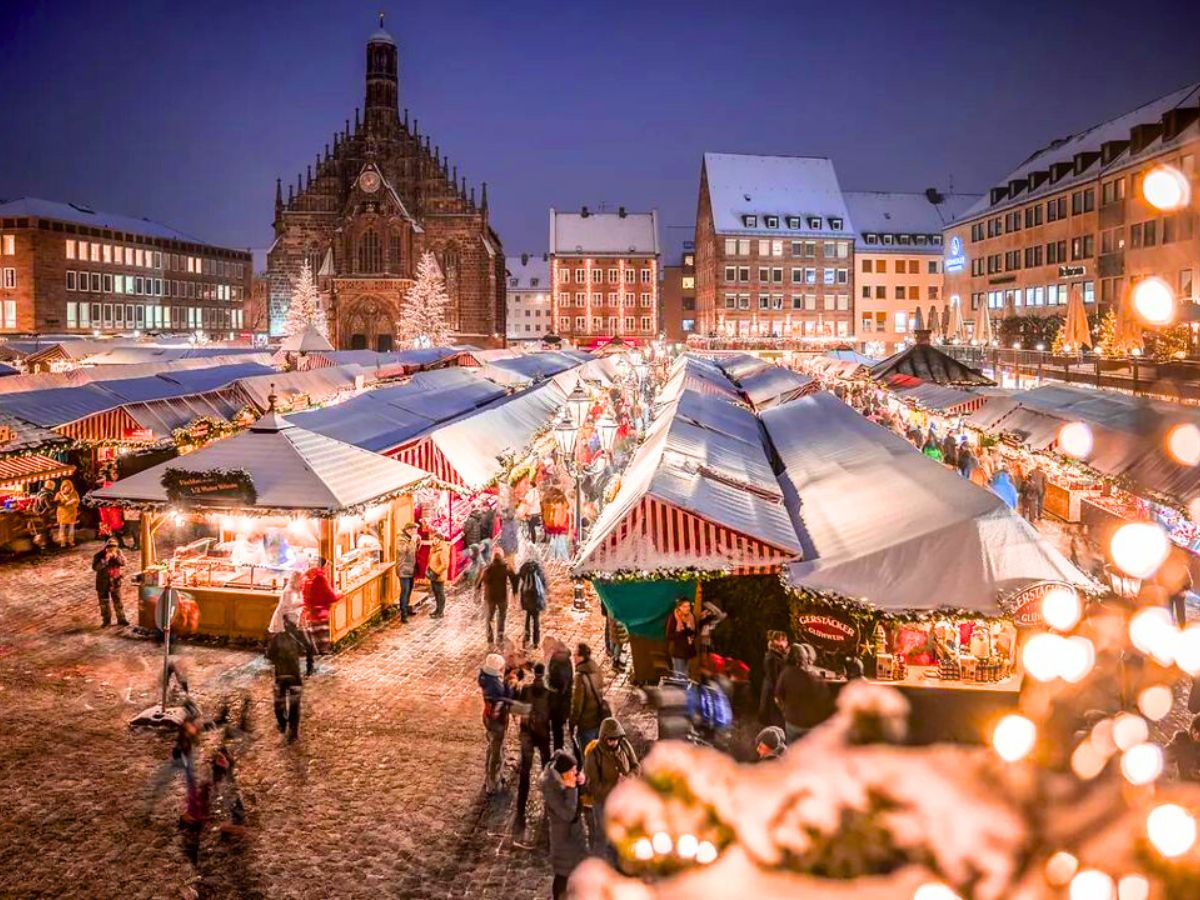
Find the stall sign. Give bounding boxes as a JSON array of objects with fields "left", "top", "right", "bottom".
[
  {"left": 795, "top": 612, "right": 859, "bottom": 650},
  {"left": 124, "top": 427, "right": 154, "bottom": 442},
  {"left": 1006, "top": 581, "right": 1075, "bottom": 629},
  {"left": 162, "top": 467, "right": 257, "bottom": 507}
]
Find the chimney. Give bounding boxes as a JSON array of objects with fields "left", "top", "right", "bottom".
[
  {"left": 925, "top": 188, "right": 944, "bottom": 204},
  {"left": 521, "top": 253, "right": 529, "bottom": 265},
  {"left": 618, "top": 206, "right": 627, "bottom": 218},
  {"left": 542, "top": 253, "right": 548, "bottom": 261},
  {"left": 581, "top": 206, "right": 590, "bottom": 218}
]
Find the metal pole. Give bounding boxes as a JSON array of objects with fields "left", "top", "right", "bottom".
[{"left": 160, "top": 619, "right": 172, "bottom": 713}]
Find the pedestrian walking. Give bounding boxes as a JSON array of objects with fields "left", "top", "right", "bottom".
[
  {"left": 755, "top": 726, "right": 787, "bottom": 762},
  {"left": 498, "top": 505, "right": 521, "bottom": 559},
  {"left": 478, "top": 651, "right": 516, "bottom": 794},
  {"left": 426, "top": 532, "right": 449, "bottom": 618},
  {"left": 546, "top": 637, "right": 574, "bottom": 752},
  {"left": 54, "top": 479, "right": 80, "bottom": 547},
  {"left": 394, "top": 521, "right": 418, "bottom": 622},
  {"left": 301, "top": 556, "right": 338, "bottom": 657},
  {"left": 542, "top": 751, "right": 588, "bottom": 900},
  {"left": 514, "top": 662, "right": 553, "bottom": 838},
  {"left": 270, "top": 569, "right": 316, "bottom": 675},
  {"left": 774, "top": 643, "right": 832, "bottom": 743},
  {"left": 462, "top": 508, "right": 484, "bottom": 585},
  {"left": 989, "top": 466, "right": 1019, "bottom": 510},
  {"left": 758, "top": 630, "right": 789, "bottom": 726},
  {"left": 266, "top": 628, "right": 304, "bottom": 742},
  {"left": 92, "top": 537, "right": 128, "bottom": 627},
  {"left": 581, "top": 717, "right": 639, "bottom": 856},
  {"left": 522, "top": 482, "right": 542, "bottom": 543},
  {"left": 665, "top": 597, "right": 697, "bottom": 677},
  {"left": 516, "top": 554, "right": 548, "bottom": 648},
  {"left": 481, "top": 551, "right": 516, "bottom": 646},
  {"left": 570, "top": 642, "right": 606, "bottom": 753},
  {"left": 143, "top": 700, "right": 201, "bottom": 820}
]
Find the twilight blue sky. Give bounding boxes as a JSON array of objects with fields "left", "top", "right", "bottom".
[{"left": 1, "top": 0, "right": 1196, "bottom": 264}]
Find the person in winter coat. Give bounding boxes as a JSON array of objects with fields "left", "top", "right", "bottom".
[
  {"left": 481, "top": 552, "right": 516, "bottom": 646},
  {"left": 462, "top": 509, "right": 485, "bottom": 585},
  {"left": 394, "top": 522, "right": 418, "bottom": 622},
  {"left": 570, "top": 643, "right": 605, "bottom": 752},
  {"left": 516, "top": 556, "right": 548, "bottom": 648},
  {"left": 759, "top": 630, "right": 789, "bottom": 726},
  {"left": 269, "top": 570, "right": 315, "bottom": 675},
  {"left": 54, "top": 480, "right": 80, "bottom": 547},
  {"left": 755, "top": 725, "right": 787, "bottom": 762},
  {"left": 1024, "top": 464, "right": 1046, "bottom": 522},
  {"left": 774, "top": 643, "right": 832, "bottom": 742},
  {"left": 921, "top": 439, "right": 944, "bottom": 462},
  {"left": 301, "top": 557, "right": 339, "bottom": 655},
  {"left": 542, "top": 751, "right": 588, "bottom": 899},
  {"left": 665, "top": 598, "right": 697, "bottom": 676},
  {"left": 92, "top": 537, "right": 128, "bottom": 627},
  {"left": 498, "top": 506, "right": 521, "bottom": 558},
  {"left": 989, "top": 467, "right": 1019, "bottom": 510},
  {"left": 958, "top": 446, "right": 979, "bottom": 481},
  {"left": 426, "top": 533, "right": 449, "bottom": 618},
  {"left": 546, "top": 637, "right": 574, "bottom": 751},
  {"left": 940, "top": 432, "right": 959, "bottom": 469},
  {"left": 479, "top": 652, "right": 517, "bottom": 794},
  {"left": 266, "top": 628, "right": 304, "bottom": 741},
  {"left": 581, "top": 717, "right": 639, "bottom": 855},
  {"left": 514, "top": 662, "right": 553, "bottom": 836}
]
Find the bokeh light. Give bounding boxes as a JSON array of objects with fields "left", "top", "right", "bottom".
[
  {"left": 1119, "top": 742, "right": 1163, "bottom": 785},
  {"left": 1022, "top": 633, "right": 1065, "bottom": 681},
  {"left": 1174, "top": 625, "right": 1200, "bottom": 676},
  {"left": 1110, "top": 522, "right": 1170, "bottom": 580},
  {"left": 1146, "top": 804, "right": 1196, "bottom": 857},
  {"left": 695, "top": 840, "right": 718, "bottom": 864},
  {"left": 1117, "top": 874, "right": 1150, "bottom": 900},
  {"left": 992, "top": 714, "right": 1036, "bottom": 762},
  {"left": 1132, "top": 277, "right": 1175, "bottom": 326},
  {"left": 913, "top": 883, "right": 961, "bottom": 900},
  {"left": 1042, "top": 587, "right": 1082, "bottom": 631},
  {"left": 1128, "top": 607, "right": 1179, "bottom": 665},
  {"left": 1137, "top": 685, "right": 1174, "bottom": 721},
  {"left": 1058, "top": 421, "right": 1094, "bottom": 459},
  {"left": 1112, "top": 713, "right": 1150, "bottom": 751},
  {"left": 1046, "top": 850, "right": 1079, "bottom": 886},
  {"left": 1142, "top": 164, "right": 1191, "bottom": 211},
  {"left": 1059, "top": 636, "right": 1096, "bottom": 683},
  {"left": 1166, "top": 423, "right": 1200, "bottom": 467},
  {"left": 1069, "top": 868, "right": 1115, "bottom": 900}
]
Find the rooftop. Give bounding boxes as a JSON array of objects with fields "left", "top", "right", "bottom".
[
  {"left": 702, "top": 153, "right": 854, "bottom": 238},
  {"left": 550, "top": 209, "right": 659, "bottom": 256},
  {"left": 843, "top": 191, "right": 983, "bottom": 251},
  {"left": 505, "top": 254, "right": 550, "bottom": 291},
  {"left": 0, "top": 197, "right": 235, "bottom": 248}
]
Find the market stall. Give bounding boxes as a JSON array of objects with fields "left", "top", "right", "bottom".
[
  {"left": 87, "top": 407, "right": 427, "bottom": 644},
  {"left": 0, "top": 413, "right": 75, "bottom": 552}
]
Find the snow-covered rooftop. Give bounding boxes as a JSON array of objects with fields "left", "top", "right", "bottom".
[
  {"left": 549, "top": 209, "right": 659, "bottom": 256},
  {"left": 844, "top": 191, "right": 982, "bottom": 251},
  {"left": 0, "top": 197, "right": 223, "bottom": 247},
  {"left": 702, "top": 153, "right": 854, "bottom": 238},
  {"left": 504, "top": 254, "right": 550, "bottom": 291}
]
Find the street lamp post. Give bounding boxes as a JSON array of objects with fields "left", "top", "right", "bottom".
[{"left": 553, "top": 409, "right": 590, "bottom": 611}]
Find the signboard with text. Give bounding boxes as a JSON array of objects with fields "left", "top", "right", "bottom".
[
  {"left": 944, "top": 235, "right": 967, "bottom": 274},
  {"left": 162, "top": 467, "right": 257, "bottom": 507}
]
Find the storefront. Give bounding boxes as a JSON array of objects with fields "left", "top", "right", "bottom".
[
  {"left": 0, "top": 414, "right": 75, "bottom": 552},
  {"left": 87, "top": 408, "right": 427, "bottom": 644}
]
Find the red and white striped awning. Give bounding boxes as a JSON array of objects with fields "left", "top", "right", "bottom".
[
  {"left": 389, "top": 438, "right": 468, "bottom": 491},
  {"left": 0, "top": 454, "right": 75, "bottom": 490}
]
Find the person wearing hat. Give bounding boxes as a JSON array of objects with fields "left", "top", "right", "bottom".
[
  {"left": 53, "top": 479, "right": 80, "bottom": 548},
  {"left": 91, "top": 537, "right": 128, "bottom": 627},
  {"left": 426, "top": 532, "right": 450, "bottom": 619},
  {"left": 394, "top": 521, "right": 419, "bottom": 622},
  {"left": 541, "top": 750, "right": 588, "bottom": 899},
  {"left": 754, "top": 726, "right": 787, "bottom": 762},
  {"left": 581, "top": 717, "right": 639, "bottom": 856},
  {"left": 478, "top": 651, "right": 517, "bottom": 794}
]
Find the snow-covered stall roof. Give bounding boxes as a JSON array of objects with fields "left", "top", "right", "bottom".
[
  {"left": 670, "top": 388, "right": 761, "bottom": 446},
  {"left": 884, "top": 377, "right": 987, "bottom": 414},
  {"left": 479, "top": 351, "right": 581, "bottom": 386},
  {"left": 88, "top": 412, "right": 428, "bottom": 516},
  {"left": 228, "top": 366, "right": 373, "bottom": 413},
  {"left": 659, "top": 356, "right": 743, "bottom": 404},
  {"left": 766, "top": 392, "right": 1090, "bottom": 614},
  {"left": 736, "top": 365, "right": 816, "bottom": 410},
  {"left": 713, "top": 353, "right": 771, "bottom": 381}
]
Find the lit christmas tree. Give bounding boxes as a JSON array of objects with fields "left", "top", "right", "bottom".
[
  {"left": 282, "top": 259, "right": 329, "bottom": 339},
  {"left": 396, "top": 251, "right": 453, "bottom": 348},
  {"left": 1094, "top": 310, "right": 1119, "bottom": 357}
]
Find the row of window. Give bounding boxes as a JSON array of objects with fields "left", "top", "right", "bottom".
[
  {"left": 860, "top": 284, "right": 939, "bottom": 301},
  {"left": 862, "top": 258, "right": 939, "bottom": 275},
  {"left": 65, "top": 271, "right": 239, "bottom": 301},
  {"left": 971, "top": 282, "right": 1095, "bottom": 311},
  {"left": 722, "top": 238, "right": 851, "bottom": 259},
  {"left": 716, "top": 318, "right": 853, "bottom": 338},
  {"left": 64, "top": 239, "right": 244, "bottom": 278},
  {"left": 861, "top": 233, "right": 942, "bottom": 247},
  {"left": 723, "top": 266, "right": 850, "bottom": 286},
  {"left": 558, "top": 266, "right": 655, "bottom": 285},
  {"left": 970, "top": 236, "right": 1094, "bottom": 275},
  {"left": 740, "top": 214, "right": 844, "bottom": 232},
  {"left": 558, "top": 316, "right": 655, "bottom": 332},
  {"left": 722, "top": 293, "right": 851, "bottom": 312},
  {"left": 63, "top": 301, "right": 245, "bottom": 331},
  {"left": 556, "top": 292, "right": 655, "bottom": 308},
  {"left": 859, "top": 311, "right": 914, "bottom": 334}
]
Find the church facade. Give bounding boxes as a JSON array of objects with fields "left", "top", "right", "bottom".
[{"left": 266, "top": 19, "right": 505, "bottom": 349}]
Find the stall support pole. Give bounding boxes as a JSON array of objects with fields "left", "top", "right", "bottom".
[
  {"left": 694, "top": 579, "right": 705, "bottom": 661},
  {"left": 572, "top": 458, "right": 587, "bottom": 611}
]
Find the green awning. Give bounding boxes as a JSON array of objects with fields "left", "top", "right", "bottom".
[{"left": 593, "top": 578, "right": 696, "bottom": 639}]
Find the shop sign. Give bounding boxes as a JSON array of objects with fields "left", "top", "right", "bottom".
[
  {"left": 1006, "top": 581, "right": 1076, "bottom": 629},
  {"left": 795, "top": 612, "right": 859, "bottom": 649},
  {"left": 124, "top": 427, "right": 154, "bottom": 441},
  {"left": 1058, "top": 265, "right": 1086, "bottom": 278},
  {"left": 944, "top": 236, "right": 967, "bottom": 274},
  {"left": 162, "top": 467, "right": 257, "bottom": 507}
]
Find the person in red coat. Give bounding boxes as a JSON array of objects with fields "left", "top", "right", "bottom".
[{"left": 302, "top": 557, "right": 339, "bottom": 660}]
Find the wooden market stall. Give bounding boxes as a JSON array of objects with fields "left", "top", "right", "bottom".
[
  {"left": 0, "top": 413, "right": 75, "bottom": 552},
  {"left": 87, "top": 408, "right": 427, "bottom": 644}
]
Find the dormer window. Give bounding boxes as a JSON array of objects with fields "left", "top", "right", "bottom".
[
  {"left": 530, "top": 277, "right": 540, "bottom": 287},
  {"left": 915, "top": 235, "right": 928, "bottom": 246},
  {"left": 898, "top": 234, "right": 912, "bottom": 245},
  {"left": 765, "top": 215, "right": 779, "bottom": 228},
  {"left": 509, "top": 277, "right": 519, "bottom": 287},
  {"left": 829, "top": 217, "right": 843, "bottom": 230},
  {"left": 865, "top": 234, "right": 879, "bottom": 244},
  {"left": 786, "top": 216, "right": 801, "bottom": 229},
  {"left": 932, "top": 235, "right": 943, "bottom": 245},
  {"left": 882, "top": 234, "right": 895, "bottom": 245},
  {"left": 808, "top": 216, "right": 822, "bottom": 229},
  {"left": 743, "top": 214, "right": 758, "bottom": 227}
]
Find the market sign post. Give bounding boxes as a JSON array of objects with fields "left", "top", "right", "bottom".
[
  {"left": 130, "top": 584, "right": 189, "bottom": 731},
  {"left": 161, "top": 467, "right": 257, "bottom": 508}
]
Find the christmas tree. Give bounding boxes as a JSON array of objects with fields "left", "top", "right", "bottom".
[
  {"left": 1147, "top": 324, "right": 1191, "bottom": 361},
  {"left": 396, "top": 251, "right": 453, "bottom": 348},
  {"left": 283, "top": 259, "right": 329, "bottom": 339},
  {"left": 1094, "top": 310, "right": 1119, "bottom": 357}
]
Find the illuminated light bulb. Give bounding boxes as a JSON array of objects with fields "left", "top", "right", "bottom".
[
  {"left": 913, "top": 884, "right": 961, "bottom": 900},
  {"left": 1022, "top": 632, "right": 1066, "bottom": 682},
  {"left": 1046, "top": 851, "right": 1079, "bottom": 886},
  {"left": 1137, "top": 685, "right": 1175, "bottom": 721},
  {"left": 1146, "top": 803, "right": 1196, "bottom": 857},
  {"left": 1060, "top": 636, "right": 1096, "bottom": 683},
  {"left": 1167, "top": 423, "right": 1200, "bottom": 467},
  {"left": 1116, "top": 874, "right": 1149, "bottom": 900},
  {"left": 1090, "top": 718, "right": 1117, "bottom": 756},
  {"left": 1120, "top": 742, "right": 1164, "bottom": 785},
  {"left": 1058, "top": 421, "right": 1095, "bottom": 459},
  {"left": 1129, "top": 607, "right": 1177, "bottom": 662},
  {"left": 1111, "top": 522, "right": 1171, "bottom": 580},
  {"left": 1112, "top": 714, "right": 1150, "bottom": 751},
  {"left": 992, "top": 714, "right": 1037, "bottom": 762},
  {"left": 1070, "top": 869, "right": 1115, "bottom": 900},
  {"left": 1132, "top": 277, "right": 1175, "bottom": 326},
  {"left": 1142, "top": 164, "right": 1191, "bottom": 212},
  {"left": 1042, "top": 587, "right": 1083, "bottom": 632},
  {"left": 1071, "top": 740, "right": 1108, "bottom": 780},
  {"left": 633, "top": 837, "right": 653, "bottom": 861},
  {"left": 676, "top": 833, "right": 698, "bottom": 859},
  {"left": 651, "top": 832, "right": 673, "bottom": 855},
  {"left": 1174, "top": 625, "right": 1200, "bottom": 676},
  {"left": 695, "top": 841, "right": 718, "bottom": 864}
]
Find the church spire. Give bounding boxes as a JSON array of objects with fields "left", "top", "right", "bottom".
[
  {"left": 274, "top": 177, "right": 282, "bottom": 216},
  {"left": 481, "top": 182, "right": 488, "bottom": 213},
  {"left": 365, "top": 14, "right": 399, "bottom": 133}
]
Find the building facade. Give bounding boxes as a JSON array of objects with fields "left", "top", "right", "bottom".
[
  {"left": 266, "top": 19, "right": 504, "bottom": 349},
  {"left": 505, "top": 253, "right": 551, "bottom": 343},
  {"left": 694, "top": 153, "right": 855, "bottom": 343},
  {"left": 845, "top": 190, "right": 981, "bottom": 356},
  {"left": 943, "top": 83, "right": 1199, "bottom": 333},
  {"left": 660, "top": 225, "right": 696, "bottom": 343},
  {"left": 0, "top": 197, "right": 251, "bottom": 338},
  {"left": 549, "top": 207, "right": 659, "bottom": 348}
]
